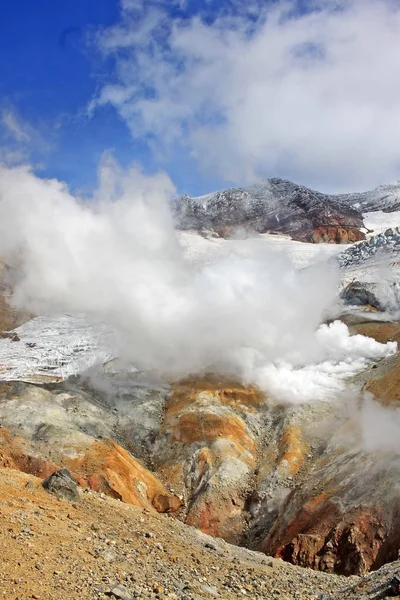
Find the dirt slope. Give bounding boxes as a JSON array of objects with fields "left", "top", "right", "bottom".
[{"left": 0, "top": 467, "right": 356, "bottom": 600}]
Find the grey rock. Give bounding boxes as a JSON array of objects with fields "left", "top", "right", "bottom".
[
  {"left": 340, "top": 281, "right": 382, "bottom": 309},
  {"left": 101, "top": 549, "right": 117, "bottom": 563},
  {"left": 42, "top": 468, "right": 80, "bottom": 502},
  {"left": 337, "top": 228, "right": 400, "bottom": 270},
  {"left": 201, "top": 584, "right": 219, "bottom": 596},
  {"left": 108, "top": 584, "right": 133, "bottom": 600},
  {"left": 204, "top": 541, "right": 218, "bottom": 551}
]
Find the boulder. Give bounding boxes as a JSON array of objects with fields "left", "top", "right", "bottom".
[
  {"left": 107, "top": 584, "right": 133, "bottom": 600},
  {"left": 340, "top": 281, "right": 382, "bottom": 310},
  {"left": 42, "top": 468, "right": 80, "bottom": 502}
]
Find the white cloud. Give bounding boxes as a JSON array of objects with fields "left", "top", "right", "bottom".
[
  {"left": 0, "top": 107, "right": 52, "bottom": 167},
  {"left": 1, "top": 109, "right": 31, "bottom": 142},
  {"left": 92, "top": 0, "right": 400, "bottom": 192}
]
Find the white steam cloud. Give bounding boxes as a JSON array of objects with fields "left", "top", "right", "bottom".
[
  {"left": 358, "top": 395, "right": 400, "bottom": 454},
  {"left": 0, "top": 158, "right": 396, "bottom": 403},
  {"left": 338, "top": 393, "right": 400, "bottom": 456}
]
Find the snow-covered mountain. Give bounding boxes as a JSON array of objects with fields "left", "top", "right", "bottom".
[
  {"left": 173, "top": 178, "right": 364, "bottom": 243},
  {"left": 174, "top": 178, "right": 400, "bottom": 243}
]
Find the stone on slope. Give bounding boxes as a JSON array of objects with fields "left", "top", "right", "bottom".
[
  {"left": 108, "top": 584, "right": 132, "bottom": 600},
  {"left": 340, "top": 281, "right": 383, "bottom": 310},
  {"left": 42, "top": 468, "right": 80, "bottom": 502}
]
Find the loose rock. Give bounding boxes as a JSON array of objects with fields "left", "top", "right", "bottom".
[
  {"left": 42, "top": 469, "right": 80, "bottom": 502},
  {"left": 108, "top": 584, "right": 132, "bottom": 600}
]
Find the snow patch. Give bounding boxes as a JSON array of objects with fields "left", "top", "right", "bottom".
[
  {"left": 363, "top": 210, "right": 400, "bottom": 234},
  {"left": 0, "top": 315, "right": 115, "bottom": 383}
]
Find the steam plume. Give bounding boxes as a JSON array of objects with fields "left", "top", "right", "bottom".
[{"left": 0, "top": 156, "right": 395, "bottom": 403}]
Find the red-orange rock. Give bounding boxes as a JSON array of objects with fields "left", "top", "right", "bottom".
[
  {"left": 276, "top": 426, "right": 307, "bottom": 476},
  {"left": 272, "top": 506, "right": 391, "bottom": 575},
  {"left": 298, "top": 226, "right": 365, "bottom": 244},
  {"left": 66, "top": 439, "right": 181, "bottom": 513},
  {"left": 155, "top": 377, "right": 264, "bottom": 541},
  {"left": 0, "top": 426, "right": 180, "bottom": 514},
  {"left": 363, "top": 362, "right": 400, "bottom": 406}
]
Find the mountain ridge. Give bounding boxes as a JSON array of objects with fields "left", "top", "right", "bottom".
[{"left": 173, "top": 178, "right": 400, "bottom": 243}]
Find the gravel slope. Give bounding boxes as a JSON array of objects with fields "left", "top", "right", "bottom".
[{"left": 0, "top": 468, "right": 356, "bottom": 600}]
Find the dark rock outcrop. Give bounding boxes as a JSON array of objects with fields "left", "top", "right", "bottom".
[
  {"left": 340, "top": 281, "right": 383, "bottom": 310},
  {"left": 42, "top": 468, "right": 80, "bottom": 502}
]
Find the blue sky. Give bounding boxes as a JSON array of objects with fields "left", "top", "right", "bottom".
[
  {"left": 0, "top": 0, "right": 147, "bottom": 192},
  {"left": 1, "top": 0, "right": 400, "bottom": 195},
  {"left": 0, "top": 0, "right": 238, "bottom": 195}
]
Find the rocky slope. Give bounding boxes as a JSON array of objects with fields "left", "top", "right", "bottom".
[
  {"left": 0, "top": 467, "right": 361, "bottom": 600},
  {"left": 1, "top": 339, "right": 400, "bottom": 580},
  {"left": 337, "top": 228, "right": 400, "bottom": 270},
  {"left": 336, "top": 229, "right": 400, "bottom": 312},
  {"left": 174, "top": 178, "right": 400, "bottom": 243},
  {"left": 173, "top": 179, "right": 365, "bottom": 243},
  {"left": 4, "top": 465, "right": 400, "bottom": 599},
  {"left": 331, "top": 559, "right": 400, "bottom": 599}
]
